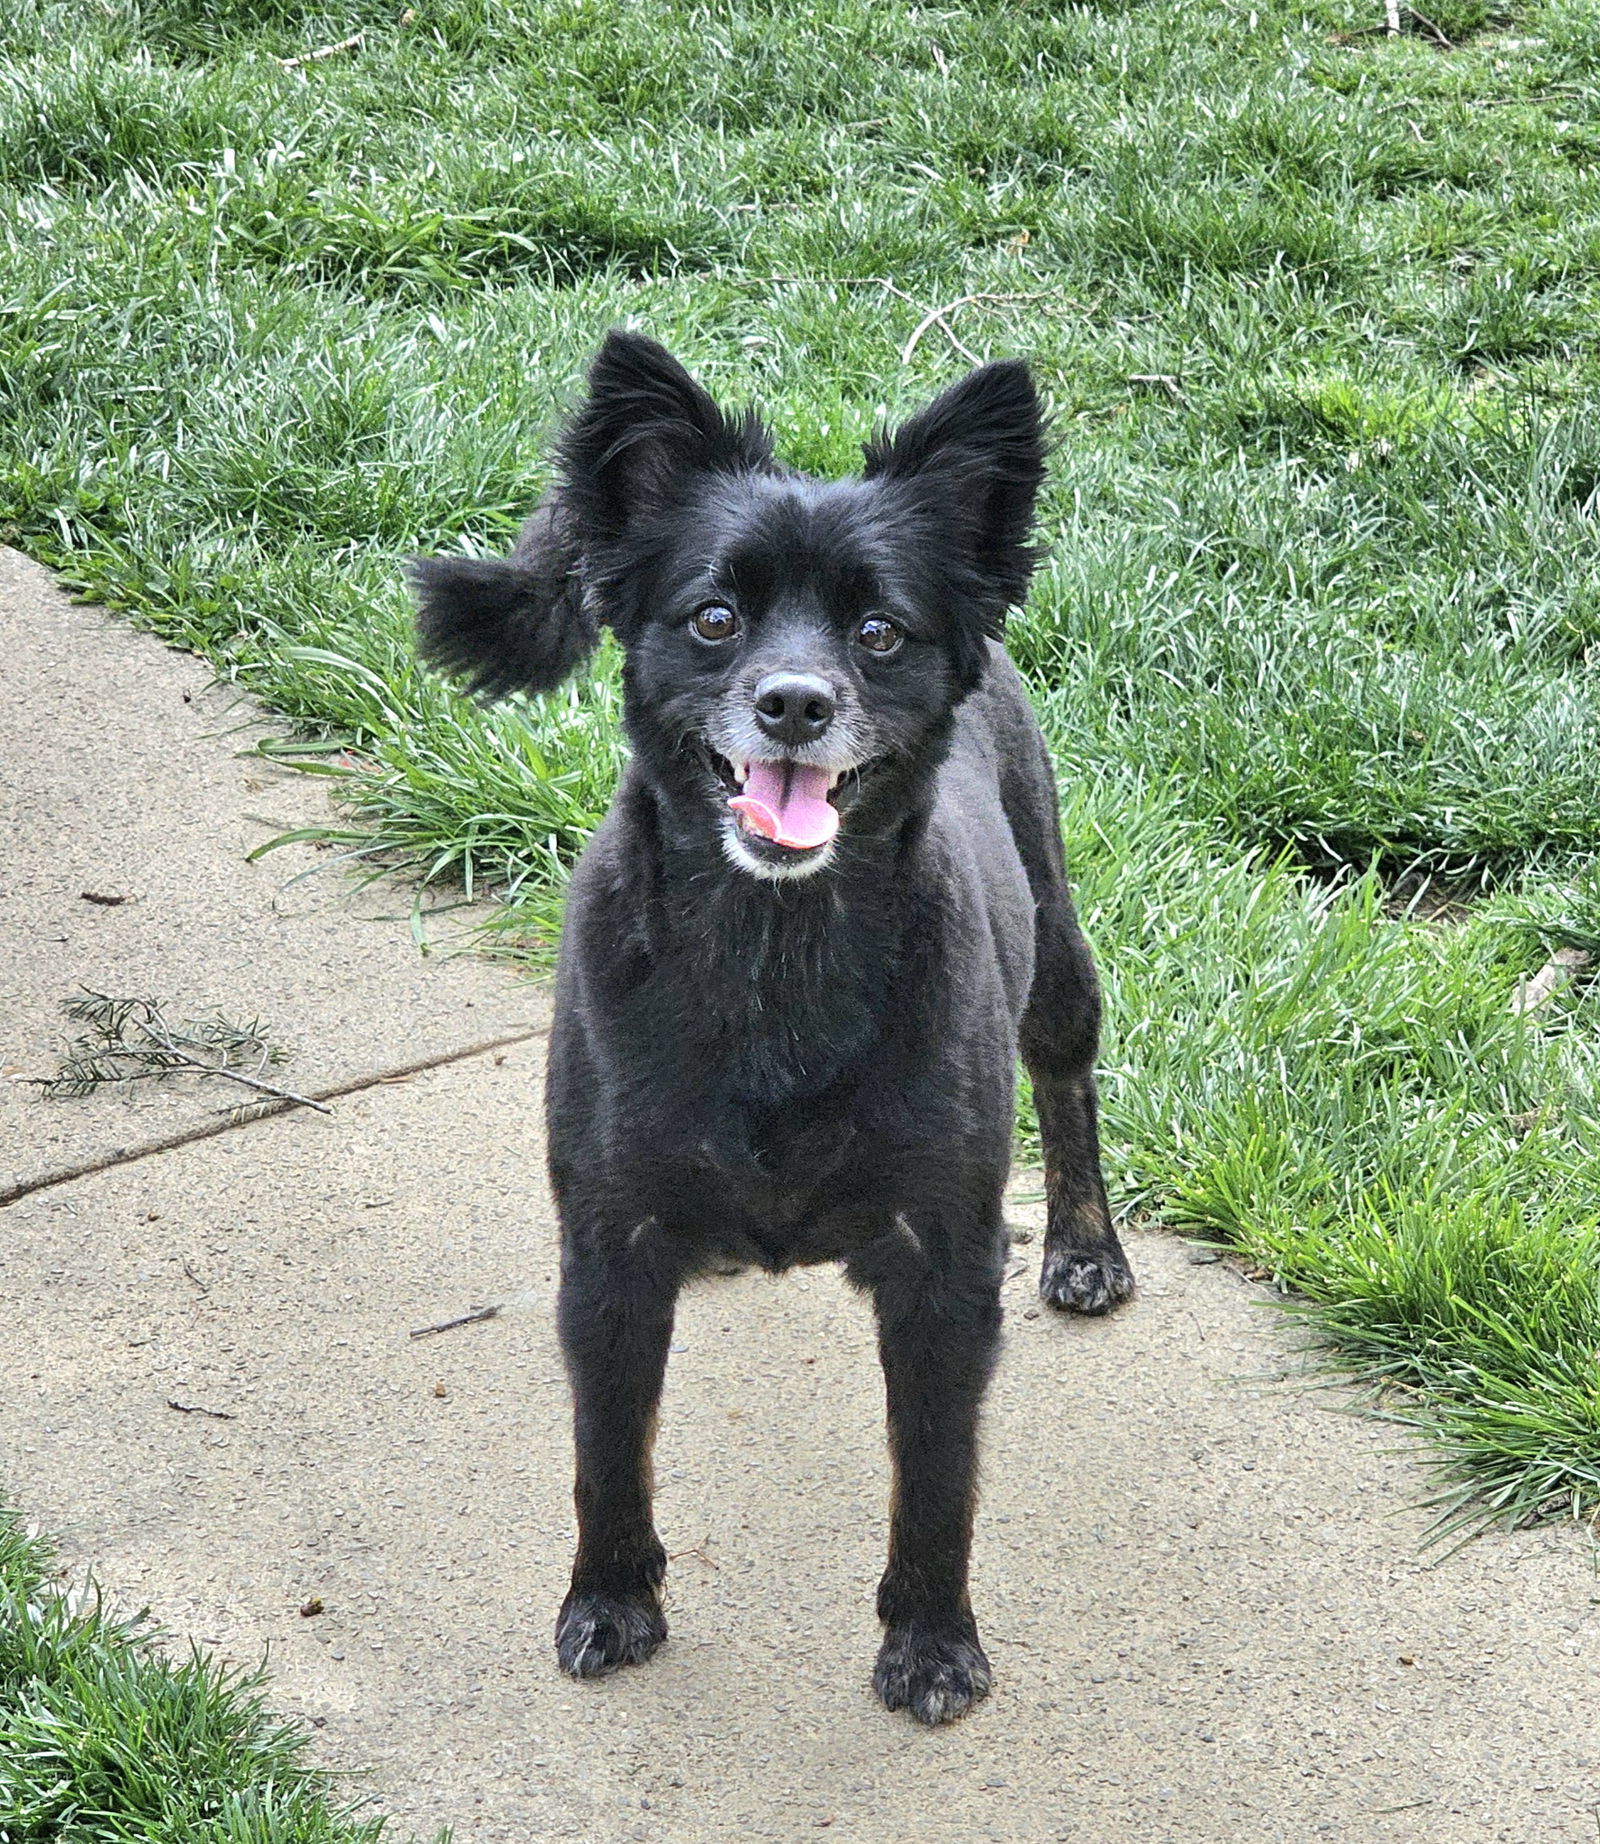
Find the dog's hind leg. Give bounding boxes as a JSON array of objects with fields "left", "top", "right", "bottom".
[
  {"left": 1021, "top": 888, "right": 1135, "bottom": 1315},
  {"left": 849, "top": 1220, "right": 1004, "bottom": 1725},
  {"left": 554, "top": 1229, "right": 679, "bottom": 1678}
]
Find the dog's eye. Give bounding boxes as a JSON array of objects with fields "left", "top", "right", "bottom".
[
  {"left": 689, "top": 603, "right": 740, "bottom": 642},
  {"left": 855, "top": 616, "right": 903, "bottom": 655}
]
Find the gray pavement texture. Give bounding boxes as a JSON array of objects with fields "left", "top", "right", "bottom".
[
  {"left": 1, "top": 546, "right": 1596, "bottom": 1844},
  {"left": 0, "top": 544, "right": 541, "bottom": 1202}
]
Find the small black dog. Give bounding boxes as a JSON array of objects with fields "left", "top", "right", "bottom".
[{"left": 412, "top": 331, "right": 1134, "bottom": 1725}]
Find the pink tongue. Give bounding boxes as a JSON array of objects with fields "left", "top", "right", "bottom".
[{"left": 729, "top": 760, "right": 839, "bottom": 851}]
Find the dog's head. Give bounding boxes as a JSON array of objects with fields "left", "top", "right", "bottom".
[{"left": 413, "top": 330, "right": 1047, "bottom": 880}]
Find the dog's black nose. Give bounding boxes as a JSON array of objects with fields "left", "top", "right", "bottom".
[{"left": 752, "top": 672, "right": 835, "bottom": 745}]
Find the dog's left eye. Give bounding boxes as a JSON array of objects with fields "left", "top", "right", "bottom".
[
  {"left": 855, "top": 616, "right": 903, "bottom": 655},
  {"left": 690, "top": 604, "right": 740, "bottom": 642}
]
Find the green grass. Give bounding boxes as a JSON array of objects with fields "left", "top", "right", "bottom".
[
  {"left": 3, "top": 0, "right": 1600, "bottom": 1538},
  {"left": 0, "top": 1509, "right": 407, "bottom": 1841}
]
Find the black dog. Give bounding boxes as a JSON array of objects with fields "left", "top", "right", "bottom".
[{"left": 412, "top": 331, "right": 1134, "bottom": 1725}]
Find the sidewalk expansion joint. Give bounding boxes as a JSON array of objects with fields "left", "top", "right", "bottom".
[{"left": 1, "top": 1025, "right": 550, "bottom": 1208}]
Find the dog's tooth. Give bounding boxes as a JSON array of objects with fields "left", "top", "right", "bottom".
[{"left": 735, "top": 760, "right": 749, "bottom": 785}]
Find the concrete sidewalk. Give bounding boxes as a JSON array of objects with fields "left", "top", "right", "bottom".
[
  {"left": 1, "top": 550, "right": 1595, "bottom": 1844},
  {"left": 0, "top": 544, "right": 543, "bottom": 1202}
]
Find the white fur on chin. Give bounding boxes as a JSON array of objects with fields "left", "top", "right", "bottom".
[{"left": 719, "top": 815, "right": 836, "bottom": 882}]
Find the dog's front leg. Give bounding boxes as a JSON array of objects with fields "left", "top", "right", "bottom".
[
  {"left": 554, "top": 1231, "right": 679, "bottom": 1679},
  {"left": 851, "top": 1223, "right": 1003, "bottom": 1725}
]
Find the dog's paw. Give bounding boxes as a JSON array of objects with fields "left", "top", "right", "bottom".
[
  {"left": 873, "top": 1621, "right": 992, "bottom": 1726},
  {"left": 1039, "top": 1246, "right": 1135, "bottom": 1316},
  {"left": 555, "top": 1590, "right": 666, "bottom": 1679}
]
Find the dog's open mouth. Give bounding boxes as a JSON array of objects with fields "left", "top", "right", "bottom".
[{"left": 702, "top": 749, "right": 872, "bottom": 854}]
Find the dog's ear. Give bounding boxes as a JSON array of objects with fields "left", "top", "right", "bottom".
[
  {"left": 410, "top": 494, "right": 598, "bottom": 701},
  {"left": 863, "top": 361, "right": 1048, "bottom": 659},
  {"left": 559, "top": 329, "right": 773, "bottom": 550}
]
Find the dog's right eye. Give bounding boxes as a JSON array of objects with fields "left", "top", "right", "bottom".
[{"left": 689, "top": 604, "right": 740, "bottom": 642}]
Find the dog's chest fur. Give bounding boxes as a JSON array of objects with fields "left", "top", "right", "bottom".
[
  {"left": 664, "top": 871, "right": 900, "bottom": 1104},
  {"left": 658, "top": 869, "right": 914, "bottom": 1216},
  {"left": 561, "top": 829, "right": 937, "bottom": 1249}
]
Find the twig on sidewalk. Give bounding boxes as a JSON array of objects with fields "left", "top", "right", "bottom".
[
  {"left": 668, "top": 1538, "right": 719, "bottom": 1570},
  {"left": 29, "top": 991, "right": 332, "bottom": 1114},
  {"left": 167, "top": 1399, "right": 235, "bottom": 1420},
  {"left": 408, "top": 1304, "right": 502, "bottom": 1339},
  {"left": 2, "top": 1025, "right": 550, "bottom": 1210}
]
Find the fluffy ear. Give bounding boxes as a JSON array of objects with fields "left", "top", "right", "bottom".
[
  {"left": 410, "top": 494, "right": 597, "bottom": 701},
  {"left": 559, "top": 329, "right": 773, "bottom": 551},
  {"left": 862, "top": 360, "right": 1048, "bottom": 646}
]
